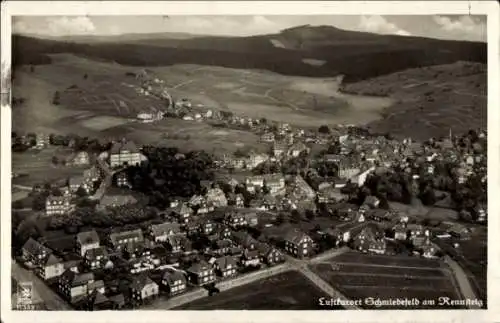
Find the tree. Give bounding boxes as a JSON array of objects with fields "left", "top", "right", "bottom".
[
  {"left": 30, "top": 65, "right": 35, "bottom": 73},
  {"left": 52, "top": 91, "right": 61, "bottom": 105},
  {"left": 51, "top": 156, "right": 59, "bottom": 165},
  {"left": 318, "top": 125, "right": 330, "bottom": 134},
  {"left": 291, "top": 210, "right": 302, "bottom": 223},
  {"left": 84, "top": 73, "right": 88, "bottom": 80},
  {"left": 75, "top": 187, "right": 88, "bottom": 197},
  {"left": 306, "top": 209, "right": 316, "bottom": 221},
  {"left": 32, "top": 194, "right": 47, "bottom": 211}
]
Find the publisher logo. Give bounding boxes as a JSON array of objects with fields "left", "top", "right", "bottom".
[{"left": 16, "top": 282, "right": 35, "bottom": 310}]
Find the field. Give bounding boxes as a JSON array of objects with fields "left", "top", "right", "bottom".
[
  {"left": 12, "top": 148, "right": 87, "bottom": 187},
  {"left": 175, "top": 270, "right": 336, "bottom": 310},
  {"left": 12, "top": 53, "right": 394, "bottom": 156},
  {"left": 341, "top": 61, "right": 487, "bottom": 140},
  {"left": 309, "top": 251, "right": 464, "bottom": 309}
]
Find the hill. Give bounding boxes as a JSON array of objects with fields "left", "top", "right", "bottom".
[
  {"left": 12, "top": 24, "right": 486, "bottom": 83},
  {"left": 341, "top": 61, "right": 487, "bottom": 140}
]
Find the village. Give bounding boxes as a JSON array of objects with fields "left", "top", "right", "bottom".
[{"left": 11, "top": 70, "right": 488, "bottom": 310}]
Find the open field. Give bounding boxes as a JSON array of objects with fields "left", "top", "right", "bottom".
[
  {"left": 341, "top": 61, "right": 486, "bottom": 139},
  {"left": 310, "top": 252, "right": 463, "bottom": 309},
  {"left": 175, "top": 270, "right": 335, "bottom": 310},
  {"left": 12, "top": 148, "right": 87, "bottom": 186}
]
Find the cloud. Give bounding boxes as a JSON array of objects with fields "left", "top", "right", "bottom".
[
  {"left": 13, "top": 16, "right": 96, "bottom": 36},
  {"left": 46, "top": 17, "right": 96, "bottom": 35},
  {"left": 433, "top": 15, "right": 486, "bottom": 41},
  {"left": 358, "top": 15, "right": 411, "bottom": 36}
]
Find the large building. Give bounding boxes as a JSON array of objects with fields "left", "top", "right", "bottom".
[{"left": 109, "top": 141, "right": 142, "bottom": 168}]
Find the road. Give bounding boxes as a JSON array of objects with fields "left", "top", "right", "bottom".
[
  {"left": 443, "top": 255, "right": 482, "bottom": 309},
  {"left": 11, "top": 261, "right": 72, "bottom": 310},
  {"left": 91, "top": 158, "right": 121, "bottom": 200}
]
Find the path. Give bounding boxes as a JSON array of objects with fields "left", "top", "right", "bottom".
[
  {"left": 285, "top": 255, "right": 361, "bottom": 310},
  {"left": 11, "top": 261, "right": 72, "bottom": 310},
  {"left": 443, "top": 255, "right": 482, "bottom": 309}
]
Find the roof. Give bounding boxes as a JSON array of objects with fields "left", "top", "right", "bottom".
[
  {"left": 23, "top": 238, "right": 52, "bottom": 257},
  {"left": 84, "top": 246, "right": 108, "bottom": 260},
  {"left": 187, "top": 260, "right": 212, "bottom": 273},
  {"left": 110, "top": 141, "right": 139, "bottom": 154},
  {"left": 77, "top": 230, "right": 100, "bottom": 246},
  {"left": 215, "top": 256, "right": 236, "bottom": 269},
  {"left": 150, "top": 222, "right": 181, "bottom": 236},
  {"left": 92, "top": 291, "right": 109, "bottom": 305},
  {"left": 284, "top": 229, "right": 311, "bottom": 245},
  {"left": 46, "top": 195, "right": 70, "bottom": 203},
  {"left": 162, "top": 269, "right": 187, "bottom": 285},
  {"left": 215, "top": 239, "right": 233, "bottom": 248},
  {"left": 110, "top": 229, "right": 144, "bottom": 246},
  {"left": 62, "top": 270, "right": 95, "bottom": 287},
  {"left": 100, "top": 194, "right": 138, "bottom": 207},
  {"left": 130, "top": 274, "right": 157, "bottom": 290},
  {"left": 232, "top": 231, "right": 257, "bottom": 247},
  {"left": 43, "top": 253, "right": 63, "bottom": 266}
]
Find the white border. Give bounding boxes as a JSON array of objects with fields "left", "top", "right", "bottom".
[{"left": 1, "top": 1, "right": 499, "bottom": 323}]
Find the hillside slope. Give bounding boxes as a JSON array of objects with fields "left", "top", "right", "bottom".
[
  {"left": 341, "top": 61, "right": 487, "bottom": 140},
  {"left": 13, "top": 24, "right": 486, "bottom": 83}
]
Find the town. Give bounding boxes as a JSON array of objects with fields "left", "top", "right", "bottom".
[{"left": 11, "top": 69, "right": 487, "bottom": 310}]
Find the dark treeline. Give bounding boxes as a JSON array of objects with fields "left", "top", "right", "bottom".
[{"left": 12, "top": 27, "right": 486, "bottom": 83}]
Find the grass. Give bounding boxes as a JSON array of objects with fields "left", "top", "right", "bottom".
[
  {"left": 12, "top": 148, "right": 87, "bottom": 186},
  {"left": 310, "top": 252, "right": 463, "bottom": 309},
  {"left": 175, "top": 270, "right": 335, "bottom": 310},
  {"left": 342, "top": 61, "right": 486, "bottom": 139}
]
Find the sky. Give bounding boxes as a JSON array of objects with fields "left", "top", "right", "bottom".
[{"left": 12, "top": 15, "right": 487, "bottom": 42}]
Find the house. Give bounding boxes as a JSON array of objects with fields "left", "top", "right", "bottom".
[
  {"left": 284, "top": 229, "right": 314, "bottom": 258},
  {"left": 363, "top": 196, "right": 380, "bottom": 209},
  {"left": 83, "top": 166, "right": 101, "bottom": 183},
  {"left": 256, "top": 243, "right": 285, "bottom": 266},
  {"left": 108, "top": 294, "right": 126, "bottom": 309},
  {"left": 227, "top": 193, "right": 245, "bottom": 208},
  {"left": 224, "top": 211, "right": 247, "bottom": 229},
  {"left": 35, "top": 133, "right": 50, "bottom": 148},
  {"left": 188, "top": 195, "right": 206, "bottom": 207},
  {"left": 76, "top": 230, "right": 100, "bottom": 257},
  {"left": 246, "top": 153, "right": 269, "bottom": 169},
  {"left": 58, "top": 270, "right": 96, "bottom": 302},
  {"left": 109, "top": 140, "right": 143, "bottom": 168},
  {"left": 165, "top": 234, "right": 185, "bottom": 253},
  {"left": 352, "top": 226, "right": 386, "bottom": 254},
  {"left": 293, "top": 175, "right": 316, "bottom": 200},
  {"left": 474, "top": 204, "right": 487, "bottom": 223},
  {"left": 243, "top": 212, "right": 259, "bottom": 227},
  {"left": 273, "top": 141, "right": 287, "bottom": 158},
  {"left": 199, "top": 219, "right": 216, "bottom": 235},
  {"left": 130, "top": 274, "right": 159, "bottom": 302},
  {"left": 84, "top": 247, "right": 110, "bottom": 270},
  {"left": 68, "top": 176, "right": 91, "bottom": 194},
  {"left": 115, "top": 172, "right": 131, "bottom": 188},
  {"left": 186, "top": 261, "right": 216, "bottom": 285},
  {"left": 109, "top": 229, "right": 144, "bottom": 251},
  {"left": 264, "top": 174, "right": 286, "bottom": 194},
  {"left": 231, "top": 231, "right": 258, "bottom": 250},
  {"left": 170, "top": 203, "right": 193, "bottom": 223},
  {"left": 149, "top": 222, "right": 181, "bottom": 242},
  {"left": 161, "top": 269, "right": 187, "bottom": 296},
  {"left": 22, "top": 238, "right": 51, "bottom": 265},
  {"left": 260, "top": 132, "right": 275, "bottom": 143},
  {"left": 72, "top": 151, "right": 90, "bottom": 166},
  {"left": 22, "top": 239, "right": 65, "bottom": 280},
  {"left": 240, "top": 250, "right": 261, "bottom": 267},
  {"left": 88, "top": 291, "right": 113, "bottom": 311},
  {"left": 45, "top": 195, "right": 74, "bottom": 216},
  {"left": 337, "top": 161, "right": 361, "bottom": 179},
  {"left": 288, "top": 142, "right": 309, "bottom": 158},
  {"left": 205, "top": 188, "right": 228, "bottom": 208},
  {"left": 246, "top": 175, "right": 264, "bottom": 188},
  {"left": 212, "top": 239, "right": 233, "bottom": 256},
  {"left": 393, "top": 223, "right": 407, "bottom": 241},
  {"left": 447, "top": 224, "right": 472, "bottom": 240},
  {"left": 214, "top": 256, "right": 238, "bottom": 277}
]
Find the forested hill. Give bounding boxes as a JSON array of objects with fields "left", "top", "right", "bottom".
[{"left": 12, "top": 24, "right": 486, "bottom": 83}]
